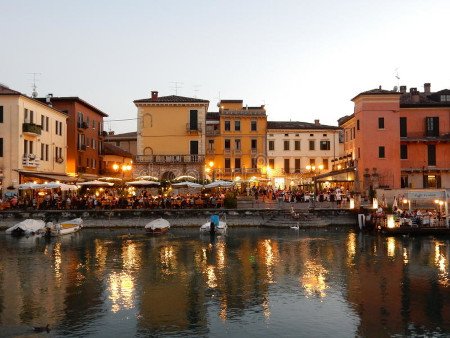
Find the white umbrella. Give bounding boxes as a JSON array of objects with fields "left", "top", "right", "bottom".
[
  {"left": 18, "top": 182, "right": 39, "bottom": 190},
  {"left": 136, "top": 175, "right": 159, "bottom": 181},
  {"left": 98, "top": 177, "right": 122, "bottom": 182},
  {"left": 172, "top": 181, "right": 203, "bottom": 189},
  {"left": 204, "top": 180, "right": 235, "bottom": 189},
  {"left": 59, "top": 183, "right": 79, "bottom": 191},
  {"left": 174, "top": 175, "right": 197, "bottom": 181},
  {"left": 79, "top": 180, "right": 114, "bottom": 187},
  {"left": 125, "top": 180, "right": 160, "bottom": 186}
]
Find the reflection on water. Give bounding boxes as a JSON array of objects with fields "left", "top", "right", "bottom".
[{"left": 1, "top": 228, "right": 450, "bottom": 337}]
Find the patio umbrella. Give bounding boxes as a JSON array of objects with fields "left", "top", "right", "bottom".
[
  {"left": 98, "top": 177, "right": 122, "bottom": 182},
  {"left": 18, "top": 182, "right": 39, "bottom": 190},
  {"left": 136, "top": 175, "right": 159, "bottom": 181},
  {"left": 171, "top": 181, "right": 203, "bottom": 189},
  {"left": 173, "top": 175, "right": 197, "bottom": 181},
  {"left": 78, "top": 180, "right": 114, "bottom": 187},
  {"left": 204, "top": 180, "right": 235, "bottom": 189},
  {"left": 125, "top": 180, "right": 161, "bottom": 186}
]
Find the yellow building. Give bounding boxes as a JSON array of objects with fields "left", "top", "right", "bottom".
[
  {"left": 0, "top": 84, "right": 70, "bottom": 197},
  {"left": 206, "top": 100, "right": 267, "bottom": 181},
  {"left": 134, "top": 91, "right": 209, "bottom": 180}
]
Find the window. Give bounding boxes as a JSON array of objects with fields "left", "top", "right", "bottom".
[
  {"left": 225, "top": 158, "right": 231, "bottom": 169},
  {"left": 115, "top": 141, "right": 120, "bottom": 146},
  {"left": 400, "top": 144, "right": 408, "bottom": 159},
  {"left": 425, "top": 117, "right": 439, "bottom": 137},
  {"left": 357, "top": 120, "right": 360, "bottom": 130},
  {"left": 251, "top": 139, "right": 257, "bottom": 150},
  {"left": 401, "top": 176, "right": 409, "bottom": 188},
  {"left": 224, "top": 121, "right": 230, "bottom": 131},
  {"left": 423, "top": 175, "right": 441, "bottom": 188},
  {"left": 284, "top": 159, "right": 290, "bottom": 174},
  {"left": 251, "top": 120, "right": 257, "bottom": 131},
  {"left": 428, "top": 144, "right": 436, "bottom": 165},
  {"left": 440, "top": 95, "right": 450, "bottom": 102},
  {"left": 41, "top": 115, "right": 44, "bottom": 129},
  {"left": 0, "top": 106, "right": 3, "bottom": 123},
  {"left": 309, "top": 134, "right": 313, "bottom": 137},
  {"left": 295, "top": 159, "right": 300, "bottom": 173},
  {"left": 284, "top": 140, "right": 290, "bottom": 151},
  {"left": 190, "top": 140, "right": 198, "bottom": 155},
  {"left": 309, "top": 140, "right": 315, "bottom": 150},
  {"left": 320, "top": 140, "right": 330, "bottom": 150},
  {"left": 378, "top": 117, "right": 384, "bottom": 129},
  {"left": 234, "top": 120, "right": 241, "bottom": 131},
  {"left": 269, "top": 159, "right": 274, "bottom": 169},
  {"left": 235, "top": 158, "right": 241, "bottom": 169},
  {"left": 55, "top": 120, "right": 59, "bottom": 135},
  {"left": 309, "top": 158, "right": 315, "bottom": 166},
  {"left": 208, "top": 140, "right": 214, "bottom": 150},
  {"left": 0, "top": 138, "right": 3, "bottom": 157},
  {"left": 323, "top": 134, "right": 327, "bottom": 137},
  {"left": 92, "top": 159, "right": 96, "bottom": 169},
  {"left": 400, "top": 117, "right": 407, "bottom": 137},
  {"left": 46, "top": 145, "right": 49, "bottom": 161},
  {"left": 41, "top": 143, "right": 44, "bottom": 161},
  {"left": 294, "top": 140, "right": 300, "bottom": 151},
  {"left": 285, "top": 134, "right": 289, "bottom": 137},
  {"left": 235, "top": 139, "right": 241, "bottom": 150},
  {"left": 323, "top": 159, "right": 328, "bottom": 170},
  {"left": 358, "top": 147, "right": 360, "bottom": 159},
  {"left": 378, "top": 146, "right": 385, "bottom": 158},
  {"left": 189, "top": 110, "right": 198, "bottom": 130},
  {"left": 224, "top": 139, "right": 230, "bottom": 149},
  {"left": 268, "top": 140, "right": 274, "bottom": 151},
  {"left": 251, "top": 158, "right": 257, "bottom": 168},
  {"left": 93, "top": 139, "right": 96, "bottom": 150}
]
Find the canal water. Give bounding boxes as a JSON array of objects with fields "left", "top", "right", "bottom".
[{"left": 1, "top": 228, "right": 450, "bottom": 337}]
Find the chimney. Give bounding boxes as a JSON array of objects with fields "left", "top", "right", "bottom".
[
  {"left": 400, "top": 85, "right": 406, "bottom": 93},
  {"left": 424, "top": 83, "right": 431, "bottom": 94},
  {"left": 314, "top": 119, "right": 320, "bottom": 126},
  {"left": 151, "top": 91, "right": 158, "bottom": 101},
  {"left": 410, "top": 88, "right": 419, "bottom": 103},
  {"left": 46, "top": 93, "right": 53, "bottom": 106}
]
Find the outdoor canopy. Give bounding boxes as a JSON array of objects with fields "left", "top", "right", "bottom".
[
  {"left": 78, "top": 180, "right": 114, "bottom": 187},
  {"left": 204, "top": 180, "right": 235, "bottom": 189},
  {"left": 125, "top": 180, "right": 161, "bottom": 186},
  {"left": 171, "top": 181, "right": 203, "bottom": 189}
]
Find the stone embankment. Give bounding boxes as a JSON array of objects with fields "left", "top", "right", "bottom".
[{"left": 0, "top": 208, "right": 357, "bottom": 230}]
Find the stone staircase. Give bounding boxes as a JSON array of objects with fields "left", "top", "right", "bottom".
[{"left": 261, "top": 209, "right": 332, "bottom": 228}]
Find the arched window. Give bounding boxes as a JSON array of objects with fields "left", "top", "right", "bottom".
[
  {"left": 143, "top": 113, "right": 153, "bottom": 128},
  {"left": 143, "top": 147, "right": 153, "bottom": 155}
]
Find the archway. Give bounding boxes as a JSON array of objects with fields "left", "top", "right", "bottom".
[{"left": 161, "top": 171, "right": 176, "bottom": 181}]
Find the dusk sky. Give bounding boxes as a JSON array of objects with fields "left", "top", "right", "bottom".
[{"left": 1, "top": 0, "right": 449, "bottom": 133}]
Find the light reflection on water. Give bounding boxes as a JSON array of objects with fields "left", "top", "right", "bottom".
[{"left": 0, "top": 228, "right": 450, "bottom": 337}]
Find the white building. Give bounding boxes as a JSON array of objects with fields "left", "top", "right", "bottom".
[
  {"left": 0, "top": 85, "right": 69, "bottom": 197},
  {"left": 266, "top": 120, "right": 342, "bottom": 189}
]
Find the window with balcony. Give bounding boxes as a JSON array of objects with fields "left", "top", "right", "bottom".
[
  {"left": 400, "top": 117, "right": 407, "bottom": 137},
  {"left": 295, "top": 140, "right": 300, "bottom": 150},
  {"left": 400, "top": 144, "right": 408, "bottom": 159},
  {"left": 320, "top": 140, "right": 330, "bottom": 150},
  {"left": 378, "top": 146, "right": 385, "bottom": 158},
  {"left": 378, "top": 117, "right": 385, "bottom": 129},
  {"left": 224, "top": 121, "right": 230, "bottom": 131},
  {"left": 268, "top": 140, "right": 274, "bottom": 151},
  {"left": 309, "top": 140, "right": 315, "bottom": 150},
  {"left": 234, "top": 120, "right": 241, "bottom": 131},
  {"left": 425, "top": 117, "right": 439, "bottom": 137},
  {"left": 284, "top": 140, "right": 290, "bottom": 151},
  {"left": 284, "top": 159, "right": 290, "bottom": 173},
  {"left": 251, "top": 120, "right": 257, "bottom": 131}
]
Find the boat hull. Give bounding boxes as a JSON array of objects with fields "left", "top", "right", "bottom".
[
  {"left": 200, "top": 221, "right": 227, "bottom": 235},
  {"left": 145, "top": 218, "right": 171, "bottom": 236}
]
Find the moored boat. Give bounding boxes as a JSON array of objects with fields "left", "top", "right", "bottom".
[
  {"left": 45, "top": 218, "right": 83, "bottom": 237},
  {"left": 5, "top": 219, "right": 46, "bottom": 237},
  {"left": 145, "top": 218, "right": 170, "bottom": 235},
  {"left": 200, "top": 214, "right": 227, "bottom": 235}
]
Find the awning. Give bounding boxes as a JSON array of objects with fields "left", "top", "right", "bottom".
[
  {"left": 18, "top": 170, "right": 79, "bottom": 183},
  {"left": 315, "top": 167, "right": 355, "bottom": 181}
]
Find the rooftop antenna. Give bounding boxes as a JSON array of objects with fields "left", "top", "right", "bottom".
[
  {"left": 193, "top": 84, "right": 202, "bottom": 98},
  {"left": 170, "top": 81, "right": 183, "bottom": 95},
  {"left": 394, "top": 68, "right": 400, "bottom": 89},
  {"left": 27, "top": 72, "right": 41, "bottom": 98}
]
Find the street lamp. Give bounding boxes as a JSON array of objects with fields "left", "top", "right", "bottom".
[
  {"left": 113, "top": 162, "right": 132, "bottom": 179},
  {"left": 205, "top": 161, "right": 215, "bottom": 182},
  {"left": 305, "top": 164, "right": 324, "bottom": 209}
]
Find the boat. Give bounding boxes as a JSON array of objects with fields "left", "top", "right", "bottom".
[
  {"left": 45, "top": 218, "right": 83, "bottom": 237},
  {"left": 200, "top": 214, "right": 227, "bottom": 235},
  {"left": 145, "top": 218, "right": 170, "bottom": 235},
  {"left": 5, "top": 219, "right": 46, "bottom": 237}
]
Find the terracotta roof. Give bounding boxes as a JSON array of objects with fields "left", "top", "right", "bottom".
[
  {"left": 352, "top": 88, "right": 401, "bottom": 101},
  {"left": 220, "top": 100, "right": 243, "bottom": 103},
  {"left": 206, "top": 112, "right": 220, "bottom": 120},
  {"left": 105, "top": 131, "right": 137, "bottom": 139},
  {"left": 102, "top": 143, "right": 133, "bottom": 158},
  {"left": 0, "top": 84, "right": 21, "bottom": 95},
  {"left": 338, "top": 114, "right": 354, "bottom": 126},
  {"left": 134, "top": 95, "right": 209, "bottom": 104},
  {"left": 400, "top": 89, "right": 450, "bottom": 107},
  {"left": 36, "top": 96, "right": 109, "bottom": 117},
  {"left": 267, "top": 121, "right": 340, "bottom": 130}
]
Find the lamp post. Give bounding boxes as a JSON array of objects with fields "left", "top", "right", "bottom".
[
  {"left": 113, "top": 163, "right": 132, "bottom": 179},
  {"left": 305, "top": 164, "right": 324, "bottom": 209},
  {"left": 205, "top": 161, "right": 215, "bottom": 183}
]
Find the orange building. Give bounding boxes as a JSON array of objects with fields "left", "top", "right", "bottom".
[
  {"left": 38, "top": 96, "right": 108, "bottom": 179},
  {"left": 338, "top": 83, "right": 450, "bottom": 194}
]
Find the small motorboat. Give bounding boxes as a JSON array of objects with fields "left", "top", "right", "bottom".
[
  {"left": 5, "top": 219, "right": 46, "bottom": 237},
  {"left": 145, "top": 218, "right": 170, "bottom": 235},
  {"left": 45, "top": 218, "right": 83, "bottom": 237},
  {"left": 200, "top": 214, "right": 227, "bottom": 235}
]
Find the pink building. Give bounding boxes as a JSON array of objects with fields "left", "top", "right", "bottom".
[{"left": 338, "top": 83, "right": 450, "bottom": 194}]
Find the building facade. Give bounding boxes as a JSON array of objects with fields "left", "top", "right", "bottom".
[
  {"left": 205, "top": 100, "right": 267, "bottom": 181},
  {"left": 0, "top": 85, "right": 69, "bottom": 196},
  {"left": 266, "top": 120, "right": 341, "bottom": 189},
  {"left": 37, "top": 96, "right": 108, "bottom": 179},
  {"left": 338, "top": 83, "right": 450, "bottom": 195},
  {"left": 134, "top": 91, "right": 209, "bottom": 180},
  {"left": 104, "top": 131, "right": 137, "bottom": 156}
]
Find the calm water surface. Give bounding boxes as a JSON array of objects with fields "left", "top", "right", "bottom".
[{"left": 1, "top": 227, "right": 450, "bottom": 337}]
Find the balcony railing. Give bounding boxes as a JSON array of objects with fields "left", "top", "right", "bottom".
[
  {"left": 78, "top": 144, "right": 87, "bottom": 151},
  {"left": 206, "top": 148, "right": 215, "bottom": 154},
  {"left": 401, "top": 132, "right": 449, "bottom": 141},
  {"left": 77, "top": 121, "right": 89, "bottom": 129},
  {"left": 234, "top": 149, "right": 242, "bottom": 155},
  {"left": 22, "top": 123, "right": 42, "bottom": 135},
  {"left": 186, "top": 123, "right": 202, "bottom": 133},
  {"left": 22, "top": 154, "right": 40, "bottom": 167},
  {"left": 135, "top": 154, "right": 205, "bottom": 164}
]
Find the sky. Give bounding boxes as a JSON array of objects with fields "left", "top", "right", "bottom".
[{"left": 1, "top": 0, "right": 450, "bottom": 133}]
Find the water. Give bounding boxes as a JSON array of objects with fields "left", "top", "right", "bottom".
[{"left": 1, "top": 228, "right": 450, "bottom": 337}]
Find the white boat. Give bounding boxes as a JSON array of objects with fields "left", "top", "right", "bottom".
[
  {"left": 46, "top": 218, "right": 83, "bottom": 237},
  {"left": 145, "top": 218, "right": 170, "bottom": 235},
  {"left": 5, "top": 219, "right": 46, "bottom": 237},
  {"left": 200, "top": 214, "right": 227, "bottom": 235}
]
